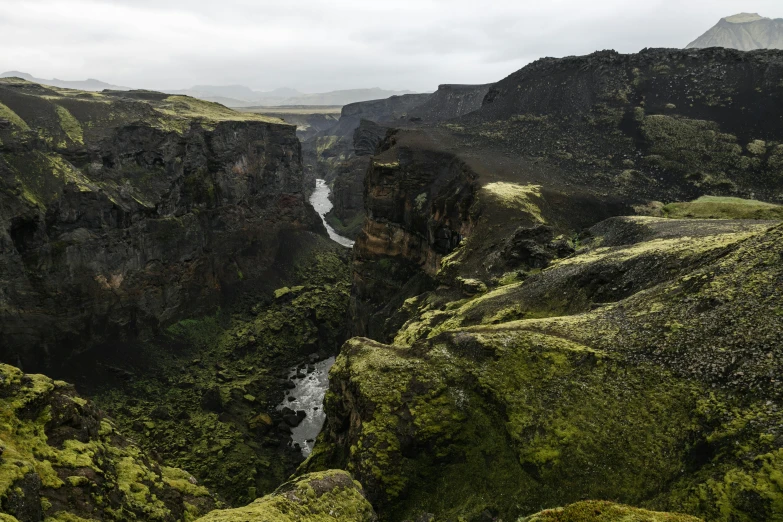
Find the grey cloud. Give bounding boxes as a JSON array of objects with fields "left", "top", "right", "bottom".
[{"left": 1, "top": 0, "right": 782, "bottom": 93}]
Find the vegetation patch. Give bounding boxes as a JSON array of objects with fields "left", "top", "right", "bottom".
[
  {"left": 662, "top": 196, "right": 783, "bottom": 220},
  {"left": 194, "top": 470, "right": 375, "bottom": 522}
]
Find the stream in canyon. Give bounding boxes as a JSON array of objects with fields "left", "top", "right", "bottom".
[
  {"left": 275, "top": 180, "right": 352, "bottom": 456},
  {"left": 310, "top": 179, "right": 355, "bottom": 248},
  {"left": 277, "top": 357, "right": 336, "bottom": 456}
]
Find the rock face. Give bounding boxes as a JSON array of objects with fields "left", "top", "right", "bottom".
[
  {"left": 302, "top": 48, "right": 783, "bottom": 522},
  {"left": 194, "top": 470, "right": 377, "bottom": 522},
  {"left": 408, "top": 84, "right": 490, "bottom": 121},
  {"left": 687, "top": 13, "right": 783, "bottom": 51},
  {"left": 0, "top": 363, "right": 216, "bottom": 521},
  {"left": 310, "top": 84, "right": 491, "bottom": 240},
  {"left": 0, "top": 78, "right": 324, "bottom": 370}
]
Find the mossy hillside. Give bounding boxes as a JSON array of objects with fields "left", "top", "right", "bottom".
[
  {"left": 0, "top": 77, "right": 297, "bottom": 221},
  {"left": 0, "top": 364, "right": 215, "bottom": 522},
  {"left": 463, "top": 226, "right": 783, "bottom": 519},
  {"left": 393, "top": 217, "right": 768, "bottom": 347},
  {"left": 308, "top": 330, "right": 703, "bottom": 522},
  {"left": 662, "top": 196, "right": 783, "bottom": 220},
  {"left": 312, "top": 222, "right": 783, "bottom": 520},
  {"left": 0, "top": 78, "right": 283, "bottom": 142},
  {"left": 89, "top": 250, "right": 352, "bottom": 507},
  {"left": 194, "top": 470, "right": 376, "bottom": 522},
  {"left": 520, "top": 501, "right": 703, "bottom": 522}
]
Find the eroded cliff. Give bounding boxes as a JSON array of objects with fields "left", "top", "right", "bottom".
[{"left": 0, "top": 78, "right": 324, "bottom": 371}]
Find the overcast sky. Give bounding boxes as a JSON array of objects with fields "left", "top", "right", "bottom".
[{"left": 0, "top": 0, "right": 781, "bottom": 93}]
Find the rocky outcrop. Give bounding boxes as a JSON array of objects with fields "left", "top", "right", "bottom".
[
  {"left": 348, "top": 47, "right": 783, "bottom": 337},
  {"left": 321, "top": 121, "right": 389, "bottom": 239},
  {"left": 0, "top": 78, "right": 324, "bottom": 371},
  {"left": 194, "top": 470, "right": 376, "bottom": 522},
  {"left": 687, "top": 13, "right": 783, "bottom": 51},
  {"left": 0, "top": 363, "right": 216, "bottom": 521}
]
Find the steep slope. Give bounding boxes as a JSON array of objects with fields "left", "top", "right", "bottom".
[
  {"left": 308, "top": 218, "right": 783, "bottom": 521},
  {"left": 687, "top": 13, "right": 783, "bottom": 51},
  {"left": 408, "top": 83, "right": 491, "bottom": 121},
  {"left": 0, "top": 78, "right": 324, "bottom": 371},
  {"left": 0, "top": 363, "right": 216, "bottom": 522}
]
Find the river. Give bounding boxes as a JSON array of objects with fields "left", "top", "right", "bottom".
[
  {"left": 309, "top": 179, "right": 355, "bottom": 248},
  {"left": 277, "top": 357, "right": 336, "bottom": 457},
  {"left": 275, "top": 181, "right": 352, "bottom": 456}
]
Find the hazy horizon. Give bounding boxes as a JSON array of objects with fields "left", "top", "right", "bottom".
[{"left": 1, "top": 0, "right": 782, "bottom": 93}]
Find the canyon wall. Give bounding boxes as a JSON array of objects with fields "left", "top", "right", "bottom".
[{"left": 0, "top": 79, "right": 324, "bottom": 370}]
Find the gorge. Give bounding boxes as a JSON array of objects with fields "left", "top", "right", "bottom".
[{"left": 2, "top": 42, "right": 783, "bottom": 522}]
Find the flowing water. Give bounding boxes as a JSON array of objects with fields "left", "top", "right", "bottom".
[
  {"left": 277, "top": 357, "right": 336, "bottom": 456},
  {"left": 274, "top": 182, "right": 352, "bottom": 456},
  {"left": 309, "top": 179, "right": 355, "bottom": 248}
]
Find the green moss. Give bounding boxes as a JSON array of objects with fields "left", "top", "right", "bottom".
[
  {"left": 639, "top": 114, "right": 743, "bottom": 188},
  {"left": 91, "top": 249, "right": 352, "bottom": 506},
  {"left": 521, "top": 501, "right": 703, "bottom": 521},
  {"left": 0, "top": 364, "right": 215, "bottom": 521},
  {"left": 662, "top": 196, "right": 783, "bottom": 220},
  {"left": 194, "top": 471, "right": 375, "bottom": 522},
  {"left": 54, "top": 105, "right": 83, "bottom": 145},
  {"left": 154, "top": 96, "right": 282, "bottom": 132},
  {"left": 481, "top": 182, "right": 545, "bottom": 222},
  {"left": 311, "top": 331, "right": 702, "bottom": 521},
  {"left": 0, "top": 101, "right": 29, "bottom": 131}
]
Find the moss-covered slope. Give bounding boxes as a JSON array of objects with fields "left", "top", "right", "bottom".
[
  {"left": 306, "top": 220, "right": 783, "bottom": 521},
  {"left": 520, "top": 501, "right": 702, "bottom": 522},
  {"left": 194, "top": 470, "right": 376, "bottom": 522},
  {"left": 0, "top": 363, "right": 216, "bottom": 522}
]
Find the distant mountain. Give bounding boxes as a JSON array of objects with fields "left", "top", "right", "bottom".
[
  {"left": 687, "top": 13, "right": 783, "bottom": 50},
  {"left": 277, "top": 88, "right": 417, "bottom": 107},
  {"left": 0, "top": 72, "right": 414, "bottom": 108},
  {"left": 166, "top": 85, "right": 416, "bottom": 107},
  {"left": 0, "top": 71, "right": 129, "bottom": 91}
]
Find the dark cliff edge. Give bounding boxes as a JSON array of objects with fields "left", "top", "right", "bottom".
[{"left": 0, "top": 78, "right": 325, "bottom": 371}]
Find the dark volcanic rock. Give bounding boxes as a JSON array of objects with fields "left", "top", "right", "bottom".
[
  {"left": 0, "top": 78, "right": 325, "bottom": 370},
  {"left": 408, "top": 83, "right": 491, "bottom": 122},
  {"left": 310, "top": 85, "right": 492, "bottom": 241}
]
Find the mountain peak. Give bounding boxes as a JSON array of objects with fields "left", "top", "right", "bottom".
[
  {"left": 724, "top": 13, "right": 766, "bottom": 24},
  {"left": 687, "top": 13, "right": 783, "bottom": 51}
]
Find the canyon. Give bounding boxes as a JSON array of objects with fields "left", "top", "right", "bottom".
[{"left": 2, "top": 44, "right": 783, "bottom": 522}]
